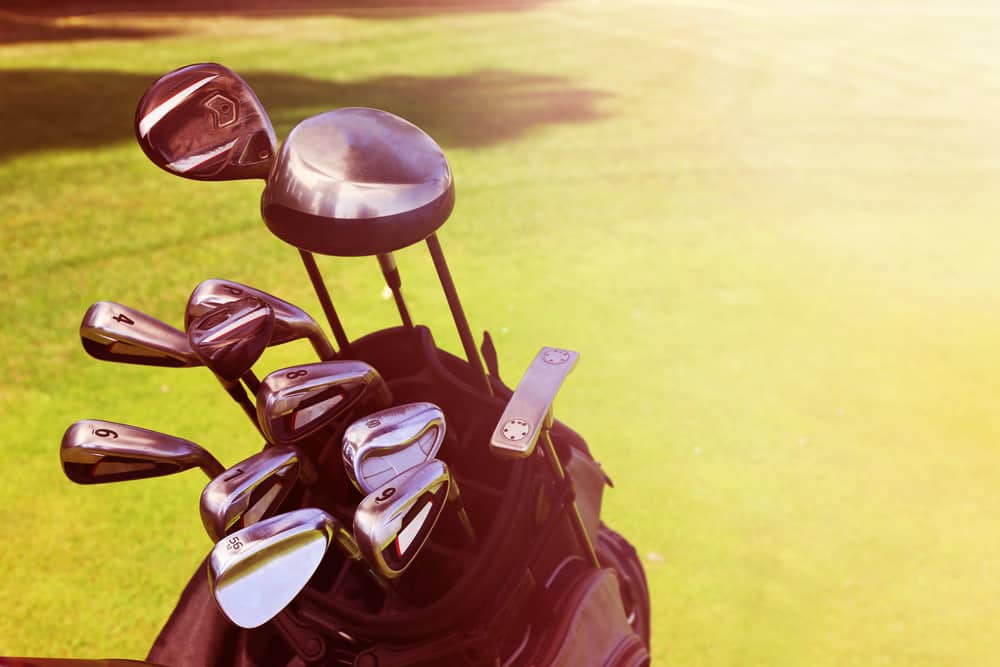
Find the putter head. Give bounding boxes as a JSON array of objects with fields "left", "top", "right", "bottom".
[
  {"left": 187, "top": 297, "right": 275, "bottom": 381},
  {"left": 261, "top": 108, "right": 454, "bottom": 257},
  {"left": 200, "top": 445, "right": 305, "bottom": 542},
  {"left": 80, "top": 301, "right": 198, "bottom": 368},
  {"left": 257, "top": 361, "right": 393, "bottom": 445},
  {"left": 135, "top": 62, "right": 277, "bottom": 181},
  {"left": 61, "top": 419, "right": 224, "bottom": 483},
  {"left": 353, "top": 459, "right": 451, "bottom": 579},
  {"left": 186, "top": 279, "right": 332, "bottom": 357},
  {"left": 209, "top": 508, "right": 346, "bottom": 628},
  {"left": 342, "top": 402, "right": 446, "bottom": 493}
]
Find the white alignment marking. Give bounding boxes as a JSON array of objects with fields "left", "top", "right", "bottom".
[
  {"left": 396, "top": 501, "right": 433, "bottom": 556},
  {"left": 167, "top": 139, "right": 238, "bottom": 173},
  {"left": 138, "top": 74, "right": 219, "bottom": 138}
]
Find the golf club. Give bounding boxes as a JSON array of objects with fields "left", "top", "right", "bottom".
[
  {"left": 61, "top": 419, "right": 224, "bottom": 483},
  {"left": 342, "top": 402, "right": 446, "bottom": 494}
]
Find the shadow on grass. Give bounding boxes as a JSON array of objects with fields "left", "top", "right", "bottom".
[
  {"left": 0, "top": 69, "right": 608, "bottom": 159},
  {"left": 0, "top": 68, "right": 610, "bottom": 160},
  {"left": 1, "top": 1, "right": 548, "bottom": 44}
]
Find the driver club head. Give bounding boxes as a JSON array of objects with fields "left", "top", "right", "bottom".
[
  {"left": 186, "top": 279, "right": 335, "bottom": 360},
  {"left": 261, "top": 108, "right": 454, "bottom": 257},
  {"left": 200, "top": 445, "right": 307, "bottom": 542},
  {"left": 61, "top": 419, "right": 225, "bottom": 483},
  {"left": 187, "top": 297, "right": 275, "bottom": 382},
  {"left": 256, "top": 361, "right": 393, "bottom": 446},
  {"left": 342, "top": 402, "right": 446, "bottom": 494},
  {"left": 208, "top": 507, "right": 349, "bottom": 628},
  {"left": 352, "top": 459, "right": 453, "bottom": 580},
  {"left": 80, "top": 301, "right": 198, "bottom": 368},
  {"left": 135, "top": 62, "right": 276, "bottom": 181}
]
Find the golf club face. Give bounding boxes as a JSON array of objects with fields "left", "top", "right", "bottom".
[
  {"left": 353, "top": 459, "right": 451, "bottom": 579},
  {"left": 61, "top": 419, "right": 223, "bottom": 484},
  {"left": 80, "top": 301, "right": 198, "bottom": 368},
  {"left": 261, "top": 108, "right": 455, "bottom": 256},
  {"left": 209, "top": 507, "right": 337, "bottom": 628},
  {"left": 135, "top": 62, "right": 276, "bottom": 181},
  {"left": 187, "top": 297, "right": 275, "bottom": 381},
  {"left": 200, "top": 446, "right": 301, "bottom": 542},
  {"left": 257, "top": 361, "right": 393, "bottom": 445},
  {"left": 186, "top": 279, "right": 333, "bottom": 358},
  {"left": 342, "top": 402, "right": 446, "bottom": 493}
]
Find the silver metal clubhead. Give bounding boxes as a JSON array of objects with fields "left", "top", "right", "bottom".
[
  {"left": 257, "top": 361, "right": 393, "bottom": 445},
  {"left": 61, "top": 419, "right": 225, "bottom": 483},
  {"left": 352, "top": 459, "right": 453, "bottom": 579},
  {"left": 188, "top": 297, "right": 275, "bottom": 382},
  {"left": 186, "top": 279, "right": 335, "bottom": 360},
  {"left": 209, "top": 508, "right": 347, "bottom": 628},
  {"left": 200, "top": 446, "right": 305, "bottom": 542},
  {"left": 135, "top": 62, "right": 277, "bottom": 181},
  {"left": 81, "top": 301, "right": 198, "bottom": 368},
  {"left": 342, "top": 402, "right": 446, "bottom": 494},
  {"left": 261, "top": 108, "right": 455, "bottom": 257}
]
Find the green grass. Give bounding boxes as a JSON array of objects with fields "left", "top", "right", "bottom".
[{"left": 4, "top": 1, "right": 1000, "bottom": 664}]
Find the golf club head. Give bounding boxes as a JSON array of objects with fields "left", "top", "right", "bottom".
[
  {"left": 342, "top": 402, "right": 446, "bottom": 493},
  {"left": 135, "top": 62, "right": 276, "bottom": 181},
  {"left": 200, "top": 445, "right": 305, "bottom": 542},
  {"left": 353, "top": 459, "right": 452, "bottom": 579},
  {"left": 186, "top": 279, "right": 334, "bottom": 359},
  {"left": 61, "top": 419, "right": 224, "bottom": 483},
  {"left": 187, "top": 297, "right": 275, "bottom": 382},
  {"left": 209, "top": 507, "right": 348, "bottom": 628},
  {"left": 257, "top": 361, "right": 393, "bottom": 445},
  {"left": 261, "top": 108, "right": 455, "bottom": 256},
  {"left": 80, "top": 301, "right": 198, "bottom": 368}
]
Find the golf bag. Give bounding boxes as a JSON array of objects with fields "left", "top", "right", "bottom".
[{"left": 146, "top": 325, "right": 650, "bottom": 667}]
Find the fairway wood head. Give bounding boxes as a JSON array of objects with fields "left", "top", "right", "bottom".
[
  {"left": 257, "top": 361, "right": 393, "bottom": 445},
  {"left": 81, "top": 301, "right": 198, "bottom": 368},
  {"left": 209, "top": 508, "right": 346, "bottom": 628},
  {"left": 200, "top": 446, "right": 305, "bottom": 542},
  {"left": 353, "top": 459, "right": 451, "bottom": 579},
  {"left": 342, "top": 402, "right": 446, "bottom": 493},
  {"left": 186, "top": 279, "right": 334, "bottom": 359},
  {"left": 261, "top": 108, "right": 454, "bottom": 256},
  {"left": 136, "top": 62, "right": 276, "bottom": 181},
  {"left": 61, "top": 419, "right": 224, "bottom": 483},
  {"left": 188, "top": 297, "right": 275, "bottom": 381}
]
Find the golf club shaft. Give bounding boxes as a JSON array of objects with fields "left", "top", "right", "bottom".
[
  {"left": 540, "top": 429, "right": 600, "bottom": 568},
  {"left": 376, "top": 253, "right": 413, "bottom": 329},
  {"left": 220, "top": 378, "right": 265, "bottom": 437},
  {"left": 298, "top": 250, "right": 350, "bottom": 352},
  {"left": 425, "top": 234, "right": 492, "bottom": 396}
]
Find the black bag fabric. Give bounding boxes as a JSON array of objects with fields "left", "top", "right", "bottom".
[{"left": 147, "top": 326, "right": 649, "bottom": 666}]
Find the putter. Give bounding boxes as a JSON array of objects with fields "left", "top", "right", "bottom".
[
  {"left": 256, "top": 361, "right": 393, "bottom": 446},
  {"left": 61, "top": 419, "right": 224, "bottom": 483},
  {"left": 353, "top": 459, "right": 475, "bottom": 580},
  {"left": 342, "top": 402, "right": 446, "bottom": 494},
  {"left": 200, "top": 445, "right": 309, "bottom": 542},
  {"left": 186, "top": 279, "right": 336, "bottom": 360}
]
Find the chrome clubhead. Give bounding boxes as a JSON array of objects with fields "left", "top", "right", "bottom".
[
  {"left": 342, "top": 402, "right": 446, "bottom": 493},
  {"left": 257, "top": 361, "right": 393, "bottom": 445},
  {"left": 261, "top": 108, "right": 454, "bottom": 256},
  {"left": 186, "top": 279, "right": 335, "bottom": 359},
  {"left": 61, "top": 419, "right": 224, "bottom": 483},
  {"left": 187, "top": 297, "right": 275, "bottom": 382},
  {"left": 80, "top": 301, "right": 198, "bottom": 368},
  {"left": 135, "top": 62, "right": 276, "bottom": 181},
  {"left": 352, "top": 459, "right": 455, "bottom": 579},
  {"left": 200, "top": 446, "right": 307, "bottom": 542},
  {"left": 209, "top": 508, "right": 350, "bottom": 628}
]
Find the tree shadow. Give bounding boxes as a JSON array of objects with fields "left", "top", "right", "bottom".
[
  {"left": 1, "top": 1, "right": 549, "bottom": 45},
  {"left": 0, "top": 68, "right": 611, "bottom": 160}
]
